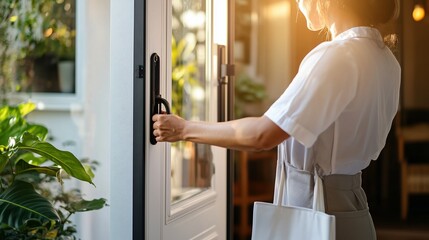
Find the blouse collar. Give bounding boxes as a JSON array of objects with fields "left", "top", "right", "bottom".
[{"left": 333, "top": 27, "right": 383, "bottom": 45}]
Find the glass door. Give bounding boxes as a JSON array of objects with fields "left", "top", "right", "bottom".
[
  {"left": 145, "top": 0, "right": 229, "bottom": 239},
  {"left": 170, "top": 0, "right": 213, "bottom": 207}
]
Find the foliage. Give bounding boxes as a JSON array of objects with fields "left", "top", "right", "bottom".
[
  {"left": 0, "top": 102, "right": 106, "bottom": 239},
  {"left": 32, "top": 1, "right": 76, "bottom": 60},
  {"left": 234, "top": 74, "right": 267, "bottom": 118},
  {"left": 0, "top": 0, "right": 76, "bottom": 101},
  {"left": 171, "top": 35, "right": 200, "bottom": 116},
  {"left": 1, "top": 0, "right": 75, "bottom": 60}
]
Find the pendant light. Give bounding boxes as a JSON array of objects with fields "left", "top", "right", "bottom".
[{"left": 413, "top": 0, "right": 426, "bottom": 22}]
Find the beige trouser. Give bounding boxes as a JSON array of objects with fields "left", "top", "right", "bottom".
[
  {"left": 283, "top": 163, "right": 377, "bottom": 240},
  {"left": 323, "top": 173, "right": 377, "bottom": 240}
]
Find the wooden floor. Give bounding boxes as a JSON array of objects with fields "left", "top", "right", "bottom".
[
  {"left": 374, "top": 211, "right": 429, "bottom": 240},
  {"left": 233, "top": 212, "right": 429, "bottom": 240},
  {"left": 377, "top": 229, "right": 429, "bottom": 240}
]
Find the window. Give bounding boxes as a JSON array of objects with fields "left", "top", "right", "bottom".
[{"left": 1, "top": 0, "right": 78, "bottom": 108}]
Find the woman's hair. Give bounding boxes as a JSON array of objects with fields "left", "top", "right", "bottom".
[
  {"left": 344, "top": 0, "right": 400, "bottom": 51},
  {"left": 315, "top": 0, "right": 399, "bottom": 49},
  {"left": 331, "top": 0, "right": 399, "bottom": 26}
]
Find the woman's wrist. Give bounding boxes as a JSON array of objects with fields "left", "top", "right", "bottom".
[{"left": 181, "top": 120, "right": 189, "bottom": 141}]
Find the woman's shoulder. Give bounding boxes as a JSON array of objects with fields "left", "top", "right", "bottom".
[
  {"left": 310, "top": 39, "right": 360, "bottom": 57},
  {"left": 300, "top": 41, "right": 358, "bottom": 69}
]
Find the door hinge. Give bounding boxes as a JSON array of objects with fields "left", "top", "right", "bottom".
[
  {"left": 137, "top": 65, "right": 144, "bottom": 78},
  {"left": 221, "top": 64, "right": 235, "bottom": 79}
]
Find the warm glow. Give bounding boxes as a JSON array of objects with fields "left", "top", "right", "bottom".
[
  {"left": 266, "top": 1, "right": 291, "bottom": 19},
  {"left": 37, "top": 102, "right": 46, "bottom": 110},
  {"left": 44, "top": 27, "right": 53, "bottom": 37},
  {"left": 56, "top": 26, "right": 68, "bottom": 37},
  {"left": 181, "top": 10, "right": 205, "bottom": 29},
  {"left": 64, "top": 3, "right": 71, "bottom": 11},
  {"left": 192, "top": 86, "right": 205, "bottom": 101},
  {"left": 413, "top": 4, "right": 425, "bottom": 22},
  {"left": 9, "top": 15, "right": 17, "bottom": 22},
  {"left": 213, "top": 0, "right": 227, "bottom": 45}
]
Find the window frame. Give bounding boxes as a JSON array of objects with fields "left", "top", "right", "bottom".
[{"left": 9, "top": 0, "right": 84, "bottom": 111}]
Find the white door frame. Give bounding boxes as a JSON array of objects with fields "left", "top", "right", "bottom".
[{"left": 109, "top": 0, "right": 135, "bottom": 239}]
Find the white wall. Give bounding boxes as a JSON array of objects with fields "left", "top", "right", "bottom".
[
  {"left": 78, "top": 0, "right": 111, "bottom": 239},
  {"left": 257, "top": 0, "right": 292, "bottom": 105}
]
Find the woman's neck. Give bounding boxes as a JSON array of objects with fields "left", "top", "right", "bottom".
[
  {"left": 327, "top": 8, "right": 368, "bottom": 38},
  {"left": 329, "top": 23, "right": 355, "bottom": 38}
]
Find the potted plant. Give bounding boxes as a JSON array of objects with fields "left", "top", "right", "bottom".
[
  {"left": 0, "top": 101, "right": 106, "bottom": 239},
  {"left": 46, "top": 22, "right": 76, "bottom": 93},
  {"left": 234, "top": 73, "right": 267, "bottom": 118}
]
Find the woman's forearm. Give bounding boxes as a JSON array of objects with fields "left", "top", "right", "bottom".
[
  {"left": 183, "top": 117, "right": 266, "bottom": 151},
  {"left": 153, "top": 114, "right": 289, "bottom": 151}
]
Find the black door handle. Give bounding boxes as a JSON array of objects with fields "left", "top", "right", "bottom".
[{"left": 150, "top": 53, "right": 171, "bottom": 145}]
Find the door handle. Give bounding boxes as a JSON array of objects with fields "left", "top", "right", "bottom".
[{"left": 150, "top": 53, "right": 171, "bottom": 145}]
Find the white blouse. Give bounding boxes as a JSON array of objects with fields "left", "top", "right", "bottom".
[{"left": 264, "top": 27, "right": 401, "bottom": 175}]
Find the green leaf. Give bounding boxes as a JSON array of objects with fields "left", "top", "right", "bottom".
[
  {"left": 0, "top": 180, "right": 59, "bottom": 229},
  {"left": 15, "top": 152, "right": 48, "bottom": 166},
  {"left": 26, "top": 124, "right": 48, "bottom": 141},
  {"left": 70, "top": 198, "right": 107, "bottom": 212},
  {"left": 18, "top": 102, "right": 36, "bottom": 117},
  {"left": 15, "top": 160, "right": 61, "bottom": 178},
  {"left": 0, "top": 119, "right": 27, "bottom": 146},
  {"left": 0, "top": 153, "right": 9, "bottom": 173},
  {"left": 17, "top": 133, "right": 93, "bottom": 185},
  {"left": 0, "top": 103, "right": 46, "bottom": 145},
  {"left": 83, "top": 164, "right": 95, "bottom": 179},
  {"left": 0, "top": 106, "right": 19, "bottom": 122}
]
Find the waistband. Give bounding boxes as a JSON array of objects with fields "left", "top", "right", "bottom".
[{"left": 322, "top": 172, "right": 362, "bottom": 190}]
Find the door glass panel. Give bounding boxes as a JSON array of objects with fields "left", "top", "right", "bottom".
[{"left": 170, "top": 0, "right": 213, "bottom": 204}]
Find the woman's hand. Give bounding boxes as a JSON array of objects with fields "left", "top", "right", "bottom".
[{"left": 152, "top": 114, "right": 186, "bottom": 142}]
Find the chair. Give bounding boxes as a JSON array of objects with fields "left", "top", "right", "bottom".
[{"left": 396, "top": 111, "right": 429, "bottom": 219}]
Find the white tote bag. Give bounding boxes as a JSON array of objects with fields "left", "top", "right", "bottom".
[{"left": 251, "top": 166, "right": 335, "bottom": 240}]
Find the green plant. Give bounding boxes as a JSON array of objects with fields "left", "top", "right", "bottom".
[
  {"left": 0, "top": 102, "right": 106, "bottom": 239},
  {"left": 234, "top": 73, "right": 267, "bottom": 118},
  {"left": 35, "top": 1, "right": 76, "bottom": 61},
  {"left": 2, "top": 0, "right": 75, "bottom": 60},
  {"left": 171, "top": 35, "right": 200, "bottom": 116},
  {"left": 0, "top": 0, "right": 76, "bottom": 99}
]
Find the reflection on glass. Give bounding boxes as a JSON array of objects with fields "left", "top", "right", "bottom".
[
  {"left": 0, "top": 0, "right": 76, "bottom": 97},
  {"left": 171, "top": 0, "right": 213, "bottom": 204}
]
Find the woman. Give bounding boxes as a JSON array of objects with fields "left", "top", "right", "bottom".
[{"left": 153, "top": 0, "right": 400, "bottom": 239}]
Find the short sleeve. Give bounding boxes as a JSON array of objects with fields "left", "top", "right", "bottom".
[{"left": 264, "top": 44, "right": 358, "bottom": 148}]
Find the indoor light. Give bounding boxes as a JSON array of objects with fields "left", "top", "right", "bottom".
[{"left": 413, "top": 3, "right": 426, "bottom": 22}]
